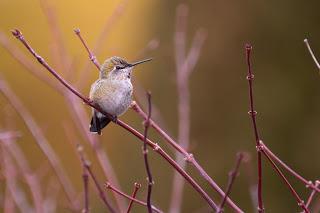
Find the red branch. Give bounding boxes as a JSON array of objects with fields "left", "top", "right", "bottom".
[
  {"left": 304, "top": 39, "right": 320, "bottom": 71},
  {"left": 217, "top": 153, "right": 244, "bottom": 213},
  {"left": 78, "top": 146, "right": 115, "bottom": 213},
  {"left": 11, "top": 29, "right": 219, "bottom": 211},
  {"left": 245, "top": 44, "right": 311, "bottom": 213},
  {"left": 74, "top": 28, "right": 100, "bottom": 70},
  {"left": 126, "top": 182, "right": 141, "bottom": 213},
  {"left": 104, "top": 182, "right": 163, "bottom": 213},
  {"left": 245, "top": 44, "right": 264, "bottom": 212},
  {"left": 131, "top": 102, "right": 242, "bottom": 212},
  {"left": 142, "top": 92, "right": 154, "bottom": 213}
]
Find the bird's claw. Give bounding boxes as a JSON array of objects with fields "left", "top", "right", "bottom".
[{"left": 111, "top": 115, "right": 118, "bottom": 123}]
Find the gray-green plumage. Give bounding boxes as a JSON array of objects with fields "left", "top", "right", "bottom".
[{"left": 89, "top": 56, "right": 151, "bottom": 135}]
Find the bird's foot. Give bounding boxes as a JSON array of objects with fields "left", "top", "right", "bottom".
[
  {"left": 111, "top": 115, "right": 118, "bottom": 124},
  {"left": 85, "top": 98, "right": 94, "bottom": 105}
]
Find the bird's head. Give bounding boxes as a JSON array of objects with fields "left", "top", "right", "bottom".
[{"left": 100, "top": 56, "right": 152, "bottom": 79}]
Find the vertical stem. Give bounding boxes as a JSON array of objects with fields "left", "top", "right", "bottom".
[
  {"left": 217, "top": 153, "right": 244, "bottom": 212},
  {"left": 82, "top": 165, "right": 89, "bottom": 213},
  {"left": 245, "top": 44, "right": 264, "bottom": 212},
  {"left": 143, "top": 92, "right": 153, "bottom": 213},
  {"left": 126, "top": 182, "right": 141, "bottom": 213}
]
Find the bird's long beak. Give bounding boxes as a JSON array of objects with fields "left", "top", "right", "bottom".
[{"left": 129, "top": 58, "right": 152, "bottom": 67}]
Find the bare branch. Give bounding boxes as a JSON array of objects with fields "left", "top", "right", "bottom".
[
  {"left": 0, "top": 75, "right": 79, "bottom": 210},
  {"left": 104, "top": 182, "right": 163, "bottom": 213},
  {"left": 260, "top": 143, "right": 309, "bottom": 212},
  {"left": 76, "top": 0, "right": 130, "bottom": 89},
  {"left": 131, "top": 101, "right": 243, "bottom": 212},
  {"left": 245, "top": 44, "right": 264, "bottom": 212},
  {"left": 217, "top": 153, "right": 244, "bottom": 213},
  {"left": 261, "top": 142, "right": 320, "bottom": 193},
  {"left": 126, "top": 182, "right": 141, "bottom": 213},
  {"left": 1, "top": 148, "right": 33, "bottom": 213},
  {"left": 304, "top": 39, "right": 320, "bottom": 71},
  {"left": 74, "top": 28, "right": 100, "bottom": 70},
  {"left": 77, "top": 146, "right": 115, "bottom": 213},
  {"left": 170, "top": 4, "right": 207, "bottom": 212},
  {"left": 1, "top": 134, "right": 44, "bottom": 213},
  {"left": 142, "top": 92, "right": 153, "bottom": 213},
  {"left": 11, "top": 28, "right": 220, "bottom": 211},
  {"left": 306, "top": 180, "right": 320, "bottom": 208}
]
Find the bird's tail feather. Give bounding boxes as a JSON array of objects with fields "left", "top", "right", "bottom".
[{"left": 90, "top": 112, "right": 111, "bottom": 135}]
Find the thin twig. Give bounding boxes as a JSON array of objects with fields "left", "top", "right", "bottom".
[
  {"left": 126, "top": 183, "right": 141, "bottom": 213},
  {"left": 245, "top": 44, "right": 264, "bottom": 212},
  {"left": 217, "top": 153, "right": 244, "bottom": 213},
  {"left": 1, "top": 28, "right": 124, "bottom": 211},
  {"left": 1, "top": 148, "right": 33, "bottom": 213},
  {"left": 76, "top": 0, "right": 130, "bottom": 89},
  {"left": 0, "top": 32, "right": 62, "bottom": 91},
  {"left": 261, "top": 142, "right": 320, "bottom": 192},
  {"left": 259, "top": 143, "right": 309, "bottom": 212},
  {"left": 170, "top": 4, "right": 208, "bottom": 213},
  {"left": 73, "top": 25, "right": 237, "bottom": 212},
  {"left": 74, "top": 29, "right": 100, "bottom": 70},
  {"left": 304, "top": 39, "right": 320, "bottom": 71},
  {"left": 0, "top": 76, "right": 79, "bottom": 210},
  {"left": 77, "top": 146, "right": 115, "bottom": 213},
  {"left": 82, "top": 162, "right": 89, "bottom": 213},
  {"left": 246, "top": 45, "right": 311, "bottom": 213},
  {"left": 306, "top": 180, "right": 320, "bottom": 208},
  {"left": 104, "top": 182, "right": 163, "bottom": 213},
  {"left": 131, "top": 102, "right": 243, "bottom": 212},
  {"left": 39, "top": 0, "right": 71, "bottom": 74},
  {"left": 142, "top": 92, "right": 153, "bottom": 213},
  {"left": 12, "top": 29, "right": 220, "bottom": 211},
  {"left": 1, "top": 134, "right": 44, "bottom": 213}
]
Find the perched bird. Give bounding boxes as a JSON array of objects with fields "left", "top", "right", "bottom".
[{"left": 89, "top": 56, "right": 152, "bottom": 134}]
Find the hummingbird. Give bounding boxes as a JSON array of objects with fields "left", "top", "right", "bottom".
[{"left": 89, "top": 56, "right": 152, "bottom": 135}]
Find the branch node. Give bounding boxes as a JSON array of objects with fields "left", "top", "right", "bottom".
[
  {"left": 134, "top": 182, "right": 142, "bottom": 189},
  {"left": 74, "top": 28, "right": 80, "bottom": 34},
  {"left": 11, "top": 29, "right": 23, "bottom": 40},
  {"left": 184, "top": 153, "right": 194, "bottom": 163},
  {"left": 146, "top": 177, "right": 155, "bottom": 185},
  {"left": 142, "top": 148, "right": 149, "bottom": 155},
  {"left": 298, "top": 200, "right": 305, "bottom": 207},
  {"left": 104, "top": 182, "right": 111, "bottom": 189},
  {"left": 248, "top": 110, "right": 257, "bottom": 116},
  {"left": 305, "top": 181, "right": 313, "bottom": 188},
  {"left": 255, "top": 142, "right": 264, "bottom": 152},
  {"left": 152, "top": 143, "right": 160, "bottom": 152},
  {"left": 246, "top": 74, "right": 255, "bottom": 80}
]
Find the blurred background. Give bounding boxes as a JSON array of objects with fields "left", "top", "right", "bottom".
[{"left": 0, "top": 0, "right": 320, "bottom": 212}]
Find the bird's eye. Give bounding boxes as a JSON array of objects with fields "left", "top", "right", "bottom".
[{"left": 116, "top": 65, "right": 122, "bottom": 70}]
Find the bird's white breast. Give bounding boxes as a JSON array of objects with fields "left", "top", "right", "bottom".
[{"left": 90, "top": 78, "right": 133, "bottom": 117}]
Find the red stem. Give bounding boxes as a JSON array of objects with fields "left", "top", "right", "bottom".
[
  {"left": 105, "top": 182, "right": 163, "bottom": 213},
  {"left": 306, "top": 180, "right": 320, "bottom": 208},
  {"left": 217, "top": 153, "right": 244, "bottom": 213},
  {"left": 131, "top": 102, "right": 243, "bottom": 212},
  {"left": 82, "top": 164, "right": 89, "bottom": 213},
  {"left": 260, "top": 145, "right": 309, "bottom": 213},
  {"left": 78, "top": 149, "right": 115, "bottom": 213},
  {"left": 143, "top": 92, "right": 153, "bottom": 213},
  {"left": 11, "top": 28, "right": 218, "bottom": 211},
  {"left": 74, "top": 29, "right": 100, "bottom": 70},
  {"left": 245, "top": 44, "right": 264, "bottom": 212},
  {"left": 126, "top": 183, "right": 141, "bottom": 213}
]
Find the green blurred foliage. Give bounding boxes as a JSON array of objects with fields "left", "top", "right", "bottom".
[{"left": 0, "top": 0, "right": 320, "bottom": 212}]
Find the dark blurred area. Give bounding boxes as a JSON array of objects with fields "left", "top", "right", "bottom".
[{"left": 0, "top": 0, "right": 320, "bottom": 212}]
